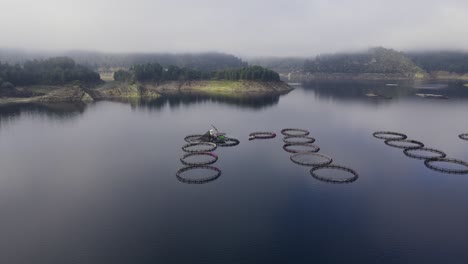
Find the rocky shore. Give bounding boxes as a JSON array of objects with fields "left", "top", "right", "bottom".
[{"left": 0, "top": 80, "right": 293, "bottom": 105}]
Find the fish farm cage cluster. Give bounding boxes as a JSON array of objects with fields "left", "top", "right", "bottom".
[
  {"left": 177, "top": 142, "right": 221, "bottom": 184},
  {"left": 176, "top": 128, "right": 361, "bottom": 184},
  {"left": 248, "top": 132, "right": 277, "bottom": 140},
  {"left": 373, "top": 131, "right": 468, "bottom": 174},
  {"left": 176, "top": 129, "right": 467, "bottom": 185},
  {"left": 176, "top": 134, "right": 240, "bottom": 184},
  {"left": 280, "top": 128, "right": 359, "bottom": 183}
]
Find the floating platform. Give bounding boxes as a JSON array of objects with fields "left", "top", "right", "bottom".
[
  {"left": 365, "top": 93, "right": 392, "bottom": 99},
  {"left": 415, "top": 93, "right": 449, "bottom": 99}
]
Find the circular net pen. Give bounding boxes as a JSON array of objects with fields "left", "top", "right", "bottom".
[
  {"left": 403, "top": 147, "right": 446, "bottom": 160},
  {"left": 249, "top": 132, "right": 277, "bottom": 140},
  {"left": 281, "top": 128, "right": 310, "bottom": 137},
  {"left": 283, "top": 143, "right": 320, "bottom": 153},
  {"left": 459, "top": 133, "right": 468, "bottom": 141},
  {"left": 373, "top": 131, "right": 408, "bottom": 140},
  {"left": 283, "top": 136, "right": 316, "bottom": 144},
  {"left": 180, "top": 152, "right": 218, "bottom": 166},
  {"left": 384, "top": 139, "right": 424, "bottom": 149},
  {"left": 424, "top": 158, "right": 468, "bottom": 174},
  {"left": 182, "top": 142, "right": 217, "bottom": 153},
  {"left": 217, "top": 137, "right": 240, "bottom": 147},
  {"left": 310, "top": 165, "right": 359, "bottom": 183},
  {"left": 184, "top": 134, "right": 204, "bottom": 143},
  {"left": 176, "top": 166, "right": 222, "bottom": 184},
  {"left": 290, "top": 153, "right": 333, "bottom": 167}
]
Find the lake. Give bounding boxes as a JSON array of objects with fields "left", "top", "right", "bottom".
[{"left": 1, "top": 80, "right": 468, "bottom": 264}]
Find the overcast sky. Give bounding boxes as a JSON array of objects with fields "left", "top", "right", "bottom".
[{"left": 1, "top": 0, "right": 467, "bottom": 56}]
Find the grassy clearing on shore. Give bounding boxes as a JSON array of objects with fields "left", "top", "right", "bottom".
[
  {"left": 192, "top": 80, "right": 280, "bottom": 97},
  {"left": 100, "top": 72, "right": 115, "bottom": 82},
  {"left": 193, "top": 81, "right": 246, "bottom": 96},
  {"left": 17, "top": 85, "right": 63, "bottom": 93},
  {"left": 0, "top": 97, "right": 35, "bottom": 105}
]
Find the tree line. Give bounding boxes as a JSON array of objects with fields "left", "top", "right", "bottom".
[
  {"left": 114, "top": 64, "right": 280, "bottom": 82},
  {"left": 407, "top": 51, "right": 468, "bottom": 73},
  {"left": 0, "top": 57, "right": 101, "bottom": 88}
]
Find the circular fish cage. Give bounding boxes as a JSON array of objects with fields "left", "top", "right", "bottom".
[
  {"left": 403, "top": 147, "right": 446, "bottom": 160},
  {"left": 283, "top": 136, "right": 316, "bottom": 144},
  {"left": 310, "top": 165, "right": 359, "bottom": 183},
  {"left": 290, "top": 152, "right": 333, "bottom": 167},
  {"left": 459, "top": 133, "right": 468, "bottom": 141},
  {"left": 373, "top": 131, "right": 408, "bottom": 140},
  {"left": 217, "top": 137, "right": 240, "bottom": 147},
  {"left": 249, "top": 132, "right": 276, "bottom": 140},
  {"left": 281, "top": 128, "right": 310, "bottom": 137},
  {"left": 384, "top": 139, "right": 424, "bottom": 149},
  {"left": 180, "top": 152, "right": 218, "bottom": 166},
  {"left": 184, "top": 134, "right": 204, "bottom": 143},
  {"left": 182, "top": 142, "right": 217, "bottom": 153},
  {"left": 176, "top": 166, "right": 222, "bottom": 184},
  {"left": 424, "top": 158, "right": 468, "bottom": 174},
  {"left": 283, "top": 143, "right": 320, "bottom": 153}
]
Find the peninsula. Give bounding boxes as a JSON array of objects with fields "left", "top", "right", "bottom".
[{"left": 0, "top": 58, "right": 292, "bottom": 104}]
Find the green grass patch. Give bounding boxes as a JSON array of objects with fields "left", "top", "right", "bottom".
[
  {"left": 193, "top": 81, "right": 253, "bottom": 97},
  {"left": 19, "top": 85, "right": 64, "bottom": 93}
]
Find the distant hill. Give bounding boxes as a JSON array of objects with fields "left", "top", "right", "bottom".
[
  {"left": 247, "top": 57, "right": 307, "bottom": 74},
  {"left": 248, "top": 48, "right": 468, "bottom": 80},
  {"left": 303, "top": 47, "right": 425, "bottom": 77},
  {"left": 0, "top": 57, "right": 100, "bottom": 88},
  {"left": 0, "top": 49, "right": 247, "bottom": 72},
  {"left": 407, "top": 51, "right": 468, "bottom": 73}
]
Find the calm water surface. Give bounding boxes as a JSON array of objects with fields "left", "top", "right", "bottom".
[{"left": 1, "top": 81, "right": 468, "bottom": 264}]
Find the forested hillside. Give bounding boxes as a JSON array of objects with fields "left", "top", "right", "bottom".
[
  {"left": 250, "top": 48, "right": 468, "bottom": 78},
  {"left": 114, "top": 64, "right": 280, "bottom": 82},
  {"left": 0, "top": 49, "right": 247, "bottom": 72},
  {"left": 303, "top": 47, "right": 424, "bottom": 76},
  {"left": 0, "top": 57, "right": 101, "bottom": 88},
  {"left": 408, "top": 51, "right": 468, "bottom": 73},
  {"left": 248, "top": 57, "right": 307, "bottom": 73}
]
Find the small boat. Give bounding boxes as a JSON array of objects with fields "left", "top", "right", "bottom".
[
  {"left": 415, "top": 93, "right": 449, "bottom": 99},
  {"left": 366, "top": 93, "right": 392, "bottom": 99}
]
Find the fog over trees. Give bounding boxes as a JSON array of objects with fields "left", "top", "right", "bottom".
[
  {"left": 115, "top": 64, "right": 280, "bottom": 82},
  {"left": 0, "top": 50, "right": 247, "bottom": 72},
  {"left": 1, "top": 0, "right": 468, "bottom": 56},
  {"left": 0, "top": 57, "right": 100, "bottom": 87}
]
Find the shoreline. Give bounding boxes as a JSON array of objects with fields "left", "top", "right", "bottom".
[
  {"left": 286, "top": 72, "right": 468, "bottom": 82},
  {"left": 0, "top": 80, "right": 293, "bottom": 105}
]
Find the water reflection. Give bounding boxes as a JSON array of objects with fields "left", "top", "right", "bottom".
[
  {"left": 138, "top": 94, "right": 286, "bottom": 110},
  {"left": 0, "top": 102, "right": 88, "bottom": 129},
  {"left": 301, "top": 80, "right": 414, "bottom": 101},
  {"left": 0, "top": 102, "right": 87, "bottom": 118},
  {"left": 301, "top": 80, "right": 468, "bottom": 102},
  {"left": 1, "top": 81, "right": 468, "bottom": 264},
  {"left": 0, "top": 92, "right": 285, "bottom": 129},
  {"left": 102, "top": 93, "right": 284, "bottom": 111}
]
